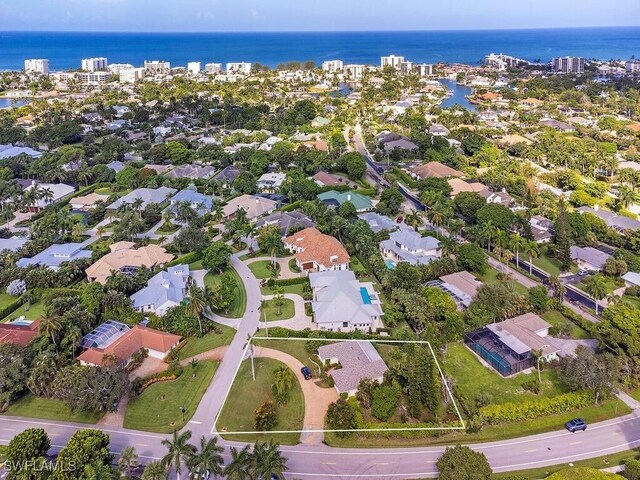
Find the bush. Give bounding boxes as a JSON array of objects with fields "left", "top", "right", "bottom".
[
  {"left": 521, "top": 377, "right": 541, "bottom": 394},
  {"left": 479, "top": 391, "right": 593, "bottom": 424},
  {"left": 166, "top": 251, "right": 202, "bottom": 268},
  {"left": 0, "top": 295, "right": 26, "bottom": 320},
  {"left": 529, "top": 285, "right": 549, "bottom": 312},
  {"left": 254, "top": 401, "right": 278, "bottom": 431},
  {"left": 371, "top": 383, "right": 401, "bottom": 421},
  {"left": 624, "top": 458, "right": 640, "bottom": 480}
]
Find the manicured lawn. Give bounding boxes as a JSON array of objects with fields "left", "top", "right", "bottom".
[
  {"left": 204, "top": 267, "right": 247, "bottom": 318},
  {"left": 4, "top": 395, "right": 102, "bottom": 424},
  {"left": 578, "top": 275, "right": 624, "bottom": 295},
  {"left": 2, "top": 300, "right": 45, "bottom": 322},
  {"left": 350, "top": 256, "right": 368, "bottom": 275},
  {"left": 188, "top": 259, "right": 204, "bottom": 270},
  {"left": 177, "top": 323, "right": 236, "bottom": 360},
  {"left": 252, "top": 338, "right": 325, "bottom": 377},
  {"left": 477, "top": 267, "right": 529, "bottom": 295},
  {"left": 0, "top": 293, "right": 19, "bottom": 312},
  {"left": 541, "top": 310, "right": 591, "bottom": 340},
  {"left": 532, "top": 247, "right": 565, "bottom": 276},
  {"left": 442, "top": 343, "right": 566, "bottom": 405},
  {"left": 261, "top": 283, "right": 307, "bottom": 298},
  {"left": 248, "top": 260, "right": 280, "bottom": 279},
  {"left": 261, "top": 298, "right": 295, "bottom": 321},
  {"left": 217, "top": 358, "right": 304, "bottom": 445},
  {"left": 124, "top": 360, "right": 218, "bottom": 433},
  {"left": 156, "top": 223, "right": 179, "bottom": 234}
]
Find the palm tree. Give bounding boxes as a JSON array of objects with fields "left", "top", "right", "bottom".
[
  {"left": 510, "top": 233, "right": 527, "bottom": 270},
  {"left": 212, "top": 204, "right": 224, "bottom": 224},
  {"left": 96, "top": 225, "right": 107, "bottom": 238},
  {"left": 161, "top": 430, "right": 196, "bottom": 480},
  {"left": 480, "top": 220, "right": 497, "bottom": 252},
  {"left": 272, "top": 366, "right": 295, "bottom": 398},
  {"left": 405, "top": 209, "right": 423, "bottom": 231},
  {"left": 447, "top": 218, "right": 465, "bottom": 239},
  {"left": 426, "top": 204, "right": 445, "bottom": 236},
  {"left": 584, "top": 273, "right": 608, "bottom": 314},
  {"left": 118, "top": 446, "right": 139, "bottom": 479},
  {"left": 39, "top": 314, "right": 62, "bottom": 347},
  {"left": 224, "top": 445, "right": 253, "bottom": 480},
  {"left": 187, "top": 436, "right": 224, "bottom": 479},
  {"left": 188, "top": 285, "right": 208, "bottom": 335},
  {"left": 548, "top": 274, "right": 567, "bottom": 303},
  {"left": 141, "top": 461, "right": 167, "bottom": 480},
  {"left": 84, "top": 462, "right": 116, "bottom": 480},
  {"left": 251, "top": 441, "right": 288, "bottom": 480},
  {"left": 523, "top": 240, "right": 540, "bottom": 276},
  {"left": 439, "top": 237, "right": 458, "bottom": 257},
  {"left": 66, "top": 325, "right": 82, "bottom": 359},
  {"left": 618, "top": 185, "right": 637, "bottom": 209}
]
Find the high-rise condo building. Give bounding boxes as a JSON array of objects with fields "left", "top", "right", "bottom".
[{"left": 24, "top": 59, "right": 49, "bottom": 75}]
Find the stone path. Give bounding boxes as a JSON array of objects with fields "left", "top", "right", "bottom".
[{"left": 253, "top": 346, "right": 338, "bottom": 444}]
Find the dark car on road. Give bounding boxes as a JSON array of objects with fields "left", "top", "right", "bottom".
[
  {"left": 301, "top": 366, "right": 312, "bottom": 380},
  {"left": 565, "top": 418, "right": 587, "bottom": 432}
]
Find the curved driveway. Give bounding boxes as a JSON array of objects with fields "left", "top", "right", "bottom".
[{"left": 2, "top": 250, "right": 640, "bottom": 478}]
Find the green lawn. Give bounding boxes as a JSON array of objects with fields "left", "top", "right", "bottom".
[
  {"left": 532, "top": 247, "right": 565, "bottom": 276},
  {"left": 2, "top": 300, "right": 45, "bottom": 322},
  {"left": 261, "top": 283, "right": 307, "bottom": 298},
  {"left": 3, "top": 395, "right": 102, "bottom": 424},
  {"left": 0, "top": 445, "right": 8, "bottom": 462},
  {"left": 541, "top": 310, "right": 591, "bottom": 340},
  {"left": 124, "top": 360, "right": 218, "bottom": 433},
  {"left": 248, "top": 260, "right": 280, "bottom": 279},
  {"left": 442, "top": 343, "right": 566, "bottom": 405},
  {"left": 156, "top": 223, "right": 179, "bottom": 234},
  {"left": 217, "top": 358, "right": 304, "bottom": 445},
  {"left": 177, "top": 324, "right": 236, "bottom": 360},
  {"left": 188, "top": 259, "right": 204, "bottom": 270},
  {"left": 477, "top": 267, "right": 529, "bottom": 295},
  {"left": 578, "top": 275, "right": 624, "bottom": 295},
  {"left": 204, "top": 267, "right": 247, "bottom": 318},
  {"left": 261, "top": 298, "right": 295, "bottom": 321},
  {"left": 0, "top": 292, "right": 19, "bottom": 312},
  {"left": 252, "top": 338, "right": 325, "bottom": 377}
]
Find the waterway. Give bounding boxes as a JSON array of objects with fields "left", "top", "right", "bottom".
[
  {"left": 0, "top": 97, "right": 29, "bottom": 109},
  {"left": 438, "top": 79, "right": 476, "bottom": 112}
]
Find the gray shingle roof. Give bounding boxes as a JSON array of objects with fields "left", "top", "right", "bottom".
[{"left": 317, "top": 341, "right": 388, "bottom": 393}]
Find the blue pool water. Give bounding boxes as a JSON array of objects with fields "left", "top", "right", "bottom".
[
  {"left": 360, "top": 287, "right": 372, "bottom": 305},
  {"left": 385, "top": 259, "right": 396, "bottom": 270}
]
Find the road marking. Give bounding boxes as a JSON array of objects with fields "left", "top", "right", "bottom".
[
  {"left": 0, "top": 418, "right": 166, "bottom": 440},
  {"left": 134, "top": 443, "right": 148, "bottom": 447},
  {"left": 524, "top": 449, "right": 538, "bottom": 453},
  {"left": 373, "top": 462, "right": 389, "bottom": 465},
  {"left": 569, "top": 441, "right": 582, "bottom": 445},
  {"left": 188, "top": 420, "right": 202, "bottom": 425},
  {"left": 323, "top": 462, "right": 337, "bottom": 465}
]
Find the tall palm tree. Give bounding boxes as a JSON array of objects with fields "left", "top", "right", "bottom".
[
  {"left": 118, "top": 446, "right": 139, "bottom": 479},
  {"left": 39, "top": 314, "right": 62, "bottom": 347},
  {"left": 251, "top": 441, "right": 288, "bottom": 480},
  {"left": 405, "top": 209, "right": 423, "bottom": 231},
  {"left": 187, "top": 436, "right": 224, "bottom": 480},
  {"left": 141, "top": 461, "right": 167, "bottom": 480},
  {"left": 548, "top": 274, "right": 567, "bottom": 303},
  {"left": 96, "top": 225, "right": 107, "bottom": 238},
  {"left": 224, "top": 445, "right": 253, "bottom": 480},
  {"left": 480, "top": 220, "right": 497, "bottom": 252},
  {"left": 523, "top": 240, "right": 540, "bottom": 276},
  {"left": 66, "top": 325, "right": 83, "bottom": 359},
  {"left": 187, "top": 285, "right": 208, "bottom": 335},
  {"left": 584, "top": 273, "right": 608, "bottom": 314},
  {"left": 426, "top": 204, "right": 445, "bottom": 236},
  {"left": 510, "top": 233, "right": 527, "bottom": 269},
  {"left": 161, "top": 430, "right": 196, "bottom": 480}
]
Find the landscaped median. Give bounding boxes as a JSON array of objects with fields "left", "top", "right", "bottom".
[{"left": 204, "top": 266, "right": 247, "bottom": 318}]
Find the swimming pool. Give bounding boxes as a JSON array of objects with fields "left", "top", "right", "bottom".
[
  {"left": 384, "top": 259, "right": 396, "bottom": 270},
  {"left": 360, "top": 287, "right": 372, "bottom": 304}
]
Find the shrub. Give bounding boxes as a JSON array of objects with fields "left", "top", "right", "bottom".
[
  {"left": 521, "top": 377, "right": 541, "bottom": 395},
  {"left": 479, "top": 391, "right": 593, "bottom": 424},
  {"left": 371, "top": 383, "right": 401, "bottom": 421},
  {"left": 254, "top": 401, "right": 278, "bottom": 431},
  {"left": 624, "top": 458, "right": 640, "bottom": 480}
]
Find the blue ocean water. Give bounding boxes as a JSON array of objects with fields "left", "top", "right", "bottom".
[{"left": 1, "top": 28, "right": 639, "bottom": 71}]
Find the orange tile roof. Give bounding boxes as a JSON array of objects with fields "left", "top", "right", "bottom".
[
  {"left": 283, "top": 227, "right": 350, "bottom": 268},
  {"left": 411, "top": 161, "right": 463, "bottom": 179},
  {"left": 627, "top": 123, "right": 640, "bottom": 132},
  {"left": 0, "top": 320, "right": 40, "bottom": 347},
  {"left": 77, "top": 325, "right": 181, "bottom": 366},
  {"left": 85, "top": 244, "right": 174, "bottom": 284}
]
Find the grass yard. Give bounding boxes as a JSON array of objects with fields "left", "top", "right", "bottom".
[
  {"left": 252, "top": 338, "right": 322, "bottom": 376},
  {"left": 156, "top": 223, "right": 179, "bottom": 234},
  {"left": 578, "top": 275, "right": 624, "bottom": 295},
  {"left": 2, "top": 300, "right": 45, "bottom": 322},
  {"left": 0, "top": 293, "right": 19, "bottom": 313},
  {"left": 261, "top": 283, "right": 307, "bottom": 298},
  {"left": 124, "top": 360, "right": 218, "bottom": 433},
  {"left": 261, "top": 298, "right": 295, "bottom": 321},
  {"left": 3, "top": 395, "right": 102, "bottom": 424},
  {"left": 177, "top": 323, "right": 236, "bottom": 360},
  {"left": 188, "top": 259, "right": 204, "bottom": 270},
  {"left": 532, "top": 247, "right": 566, "bottom": 276},
  {"left": 541, "top": 310, "right": 591, "bottom": 340},
  {"left": 442, "top": 343, "right": 566, "bottom": 405},
  {"left": 477, "top": 267, "right": 529, "bottom": 295},
  {"left": 217, "top": 358, "right": 304, "bottom": 445},
  {"left": 0, "top": 445, "right": 7, "bottom": 462},
  {"left": 204, "top": 267, "right": 247, "bottom": 318},
  {"left": 248, "top": 260, "right": 280, "bottom": 279}
]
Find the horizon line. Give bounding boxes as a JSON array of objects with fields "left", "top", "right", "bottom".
[{"left": 1, "top": 25, "right": 640, "bottom": 34}]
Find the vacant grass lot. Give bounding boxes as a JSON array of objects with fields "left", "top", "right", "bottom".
[
  {"left": 248, "top": 260, "right": 280, "bottom": 279},
  {"left": 177, "top": 323, "right": 235, "bottom": 360},
  {"left": 443, "top": 343, "right": 566, "bottom": 405},
  {"left": 261, "top": 298, "right": 295, "bottom": 321},
  {"left": 578, "top": 275, "right": 624, "bottom": 295},
  {"left": 204, "top": 267, "right": 246, "bottom": 318},
  {"left": 217, "top": 358, "right": 304, "bottom": 445},
  {"left": 3, "top": 395, "right": 102, "bottom": 424},
  {"left": 541, "top": 310, "right": 591, "bottom": 340},
  {"left": 124, "top": 360, "right": 218, "bottom": 433},
  {"left": 477, "top": 267, "right": 529, "bottom": 295}
]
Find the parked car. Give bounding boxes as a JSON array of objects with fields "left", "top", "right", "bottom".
[
  {"left": 565, "top": 418, "right": 587, "bottom": 432},
  {"left": 578, "top": 268, "right": 590, "bottom": 276},
  {"left": 301, "top": 366, "right": 312, "bottom": 380}
]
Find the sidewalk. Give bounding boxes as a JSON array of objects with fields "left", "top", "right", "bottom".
[{"left": 617, "top": 391, "right": 640, "bottom": 410}]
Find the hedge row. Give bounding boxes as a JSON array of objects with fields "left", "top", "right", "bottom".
[
  {"left": 0, "top": 295, "right": 27, "bottom": 320},
  {"left": 274, "top": 277, "right": 309, "bottom": 287},
  {"left": 480, "top": 391, "right": 593, "bottom": 424},
  {"left": 166, "top": 251, "right": 202, "bottom": 268},
  {"left": 263, "top": 327, "right": 380, "bottom": 340},
  {"left": 558, "top": 305, "right": 598, "bottom": 337},
  {"left": 359, "top": 421, "right": 461, "bottom": 438}
]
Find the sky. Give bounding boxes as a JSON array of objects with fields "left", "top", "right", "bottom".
[{"left": 1, "top": 0, "right": 639, "bottom": 32}]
